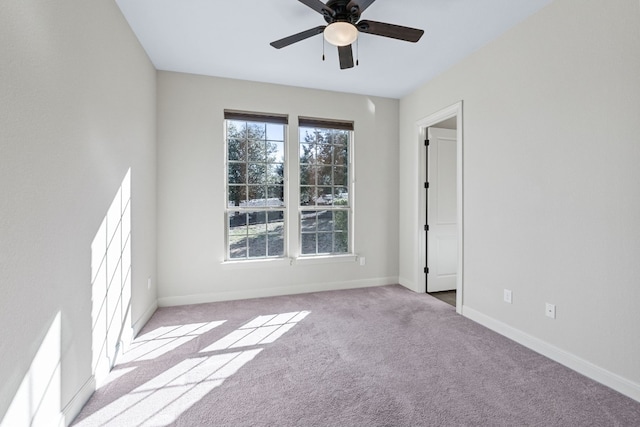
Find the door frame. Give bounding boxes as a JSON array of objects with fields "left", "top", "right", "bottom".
[{"left": 416, "top": 101, "right": 464, "bottom": 314}]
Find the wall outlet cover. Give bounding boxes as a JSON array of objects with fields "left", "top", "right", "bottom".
[
  {"left": 503, "top": 289, "right": 512, "bottom": 304},
  {"left": 545, "top": 303, "right": 556, "bottom": 319}
]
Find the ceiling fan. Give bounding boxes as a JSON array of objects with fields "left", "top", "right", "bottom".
[{"left": 270, "top": 0, "right": 424, "bottom": 69}]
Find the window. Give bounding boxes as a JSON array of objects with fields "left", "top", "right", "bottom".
[
  {"left": 298, "top": 117, "right": 353, "bottom": 256},
  {"left": 225, "top": 111, "right": 287, "bottom": 260}
]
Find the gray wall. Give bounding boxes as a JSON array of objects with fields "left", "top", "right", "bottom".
[
  {"left": 0, "top": 0, "right": 157, "bottom": 423},
  {"left": 399, "top": 0, "right": 640, "bottom": 397},
  {"left": 156, "top": 72, "right": 399, "bottom": 305}
]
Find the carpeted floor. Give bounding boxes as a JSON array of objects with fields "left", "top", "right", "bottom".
[{"left": 72, "top": 285, "right": 640, "bottom": 426}]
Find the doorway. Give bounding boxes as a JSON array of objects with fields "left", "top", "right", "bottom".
[
  {"left": 426, "top": 126, "right": 457, "bottom": 295},
  {"left": 417, "top": 102, "right": 463, "bottom": 313}
]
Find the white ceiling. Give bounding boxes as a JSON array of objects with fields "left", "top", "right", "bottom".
[{"left": 115, "top": 0, "right": 553, "bottom": 99}]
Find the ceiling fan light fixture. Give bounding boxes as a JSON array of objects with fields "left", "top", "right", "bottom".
[{"left": 323, "top": 22, "right": 358, "bottom": 46}]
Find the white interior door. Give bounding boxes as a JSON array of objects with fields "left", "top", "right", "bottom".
[{"left": 427, "top": 127, "right": 457, "bottom": 292}]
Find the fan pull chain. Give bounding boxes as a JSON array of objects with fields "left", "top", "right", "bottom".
[
  {"left": 356, "top": 38, "right": 359, "bottom": 66},
  {"left": 322, "top": 37, "right": 325, "bottom": 61}
]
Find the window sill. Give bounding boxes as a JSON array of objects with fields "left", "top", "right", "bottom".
[
  {"left": 294, "top": 254, "right": 357, "bottom": 266},
  {"left": 220, "top": 254, "right": 359, "bottom": 269},
  {"left": 221, "top": 258, "right": 292, "bottom": 270}
]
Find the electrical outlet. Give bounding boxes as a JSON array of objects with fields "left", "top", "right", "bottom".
[
  {"left": 503, "top": 289, "right": 512, "bottom": 304},
  {"left": 359, "top": 257, "right": 366, "bottom": 266},
  {"left": 545, "top": 303, "right": 556, "bottom": 319}
]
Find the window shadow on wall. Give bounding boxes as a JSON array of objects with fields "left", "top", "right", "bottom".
[{"left": 90, "top": 168, "right": 132, "bottom": 386}]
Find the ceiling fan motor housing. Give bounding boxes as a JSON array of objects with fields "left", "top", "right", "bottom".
[{"left": 323, "top": 0, "right": 361, "bottom": 24}]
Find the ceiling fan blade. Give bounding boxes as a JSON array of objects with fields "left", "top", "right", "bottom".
[
  {"left": 357, "top": 20, "right": 424, "bottom": 43},
  {"left": 298, "top": 0, "right": 334, "bottom": 17},
  {"left": 346, "top": 0, "right": 376, "bottom": 13},
  {"left": 338, "top": 44, "right": 354, "bottom": 69},
  {"left": 270, "top": 26, "right": 326, "bottom": 49}
]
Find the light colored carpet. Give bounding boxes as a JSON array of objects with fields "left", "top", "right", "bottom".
[{"left": 73, "top": 285, "right": 640, "bottom": 426}]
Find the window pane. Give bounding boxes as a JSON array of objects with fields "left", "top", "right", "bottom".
[
  {"left": 266, "top": 210, "right": 284, "bottom": 257},
  {"left": 246, "top": 211, "right": 267, "bottom": 258},
  {"left": 267, "top": 211, "right": 284, "bottom": 233},
  {"left": 266, "top": 186, "right": 284, "bottom": 205},
  {"left": 315, "top": 129, "right": 331, "bottom": 145},
  {"left": 333, "top": 130, "right": 348, "bottom": 145},
  {"left": 300, "top": 144, "right": 315, "bottom": 164},
  {"left": 301, "top": 233, "right": 316, "bottom": 255},
  {"left": 228, "top": 212, "right": 248, "bottom": 259},
  {"left": 267, "top": 164, "right": 284, "bottom": 185},
  {"left": 266, "top": 123, "right": 284, "bottom": 141},
  {"left": 317, "top": 166, "right": 332, "bottom": 186},
  {"left": 301, "top": 211, "right": 317, "bottom": 232},
  {"left": 229, "top": 238, "right": 248, "bottom": 259},
  {"left": 248, "top": 186, "right": 267, "bottom": 207},
  {"left": 228, "top": 163, "right": 246, "bottom": 184},
  {"left": 333, "top": 187, "right": 348, "bottom": 205},
  {"left": 316, "top": 145, "right": 333, "bottom": 165},
  {"left": 267, "top": 141, "right": 285, "bottom": 163},
  {"left": 267, "top": 233, "right": 284, "bottom": 257},
  {"left": 228, "top": 139, "right": 246, "bottom": 161},
  {"left": 318, "top": 210, "right": 333, "bottom": 231},
  {"left": 246, "top": 122, "right": 266, "bottom": 139},
  {"left": 300, "top": 165, "right": 315, "bottom": 186},
  {"left": 334, "top": 210, "right": 348, "bottom": 231},
  {"left": 248, "top": 237, "right": 267, "bottom": 257},
  {"left": 227, "top": 120, "right": 246, "bottom": 138},
  {"left": 316, "top": 187, "right": 332, "bottom": 205},
  {"left": 300, "top": 187, "right": 315, "bottom": 206},
  {"left": 334, "top": 144, "right": 348, "bottom": 165},
  {"left": 228, "top": 185, "right": 247, "bottom": 207},
  {"left": 248, "top": 140, "right": 265, "bottom": 162},
  {"left": 229, "top": 212, "right": 248, "bottom": 235},
  {"left": 334, "top": 232, "right": 348, "bottom": 253},
  {"left": 246, "top": 211, "right": 267, "bottom": 232},
  {"left": 248, "top": 163, "right": 266, "bottom": 185},
  {"left": 300, "top": 129, "right": 315, "bottom": 144},
  {"left": 334, "top": 167, "right": 348, "bottom": 187},
  {"left": 317, "top": 233, "right": 332, "bottom": 254}
]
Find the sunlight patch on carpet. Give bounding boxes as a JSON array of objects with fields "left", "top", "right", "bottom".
[
  {"left": 119, "top": 321, "right": 226, "bottom": 363},
  {"left": 200, "top": 311, "right": 310, "bottom": 352},
  {"left": 75, "top": 312, "right": 310, "bottom": 426},
  {"left": 75, "top": 349, "right": 262, "bottom": 427}
]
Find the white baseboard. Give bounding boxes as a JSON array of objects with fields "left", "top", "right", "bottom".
[
  {"left": 132, "top": 301, "right": 158, "bottom": 336},
  {"left": 157, "top": 277, "right": 399, "bottom": 307},
  {"left": 464, "top": 306, "right": 640, "bottom": 403},
  {"left": 61, "top": 376, "right": 95, "bottom": 426}
]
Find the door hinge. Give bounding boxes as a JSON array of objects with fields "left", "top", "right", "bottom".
[
  {"left": 424, "top": 267, "right": 429, "bottom": 274},
  {"left": 424, "top": 224, "right": 429, "bottom": 231},
  {"left": 424, "top": 182, "right": 429, "bottom": 189},
  {"left": 425, "top": 139, "right": 430, "bottom": 146}
]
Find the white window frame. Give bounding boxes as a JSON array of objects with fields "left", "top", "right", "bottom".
[
  {"left": 224, "top": 111, "right": 288, "bottom": 261},
  {"left": 297, "top": 118, "right": 354, "bottom": 257}
]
